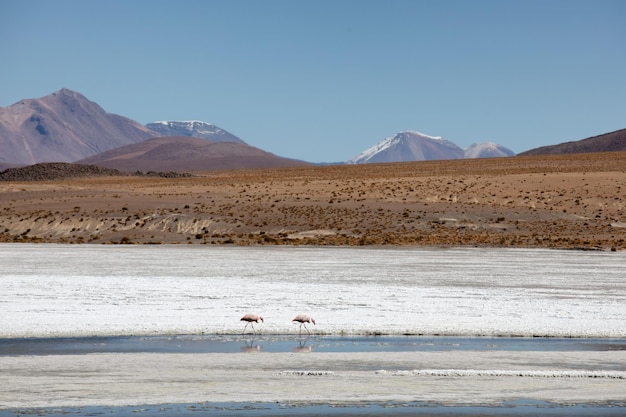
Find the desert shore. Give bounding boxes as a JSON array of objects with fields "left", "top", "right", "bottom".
[{"left": 1, "top": 152, "right": 625, "bottom": 249}]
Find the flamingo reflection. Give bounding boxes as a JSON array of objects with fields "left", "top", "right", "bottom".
[
  {"left": 293, "top": 339, "right": 314, "bottom": 353},
  {"left": 241, "top": 339, "right": 263, "bottom": 352}
]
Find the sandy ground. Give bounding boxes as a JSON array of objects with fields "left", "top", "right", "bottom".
[
  {"left": 1, "top": 350, "right": 625, "bottom": 409},
  {"left": 1, "top": 152, "right": 625, "bottom": 249}
]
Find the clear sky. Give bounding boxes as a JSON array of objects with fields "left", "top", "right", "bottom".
[{"left": 1, "top": 0, "right": 624, "bottom": 162}]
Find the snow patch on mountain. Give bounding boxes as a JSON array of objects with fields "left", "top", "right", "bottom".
[{"left": 146, "top": 120, "right": 246, "bottom": 144}]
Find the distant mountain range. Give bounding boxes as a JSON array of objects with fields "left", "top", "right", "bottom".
[
  {"left": 0, "top": 89, "right": 302, "bottom": 171},
  {"left": 1, "top": 89, "right": 623, "bottom": 172},
  {"left": 349, "top": 131, "right": 514, "bottom": 164}
]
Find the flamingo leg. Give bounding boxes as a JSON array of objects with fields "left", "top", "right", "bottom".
[
  {"left": 242, "top": 322, "right": 249, "bottom": 335},
  {"left": 304, "top": 323, "right": 310, "bottom": 335}
]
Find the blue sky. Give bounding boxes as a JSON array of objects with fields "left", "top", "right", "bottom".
[{"left": 1, "top": 0, "right": 624, "bottom": 162}]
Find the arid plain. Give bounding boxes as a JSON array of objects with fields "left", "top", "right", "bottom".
[{"left": 1, "top": 152, "right": 625, "bottom": 250}]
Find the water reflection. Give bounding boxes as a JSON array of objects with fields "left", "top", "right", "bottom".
[
  {"left": 292, "top": 339, "right": 314, "bottom": 353},
  {"left": 240, "top": 339, "right": 263, "bottom": 352}
]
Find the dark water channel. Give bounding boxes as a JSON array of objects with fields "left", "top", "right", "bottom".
[
  {"left": 2, "top": 334, "right": 626, "bottom": 356},
  {"left": 2, "top": 400, "right": 625, "bottom": 417}
]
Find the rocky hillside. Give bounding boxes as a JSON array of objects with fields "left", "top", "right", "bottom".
[
  {"left": 0, "top": 162, "right": 194, "bottom": 181},
  {"left": 0, "top": 163, "right": 128, "bottom": 181}
]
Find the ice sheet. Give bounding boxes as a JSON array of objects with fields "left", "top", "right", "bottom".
[{"left": 1, "top": 244, "right": 625, "bottom": 338}]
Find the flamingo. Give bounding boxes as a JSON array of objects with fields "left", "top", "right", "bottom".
[
  {"left": 240, "top": 313, "right": 264, "bottom": 335},
  {"left": 292, "top": 314, "right": 315, "bottom": 335}
]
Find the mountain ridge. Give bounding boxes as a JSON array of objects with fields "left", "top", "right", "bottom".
[{"left": 2, "top": 89, "right": 621, "bottom": 169}]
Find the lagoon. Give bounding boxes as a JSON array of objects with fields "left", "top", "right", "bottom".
[{"left": 1, "top": 244, "right": 625, "bottom": 414}]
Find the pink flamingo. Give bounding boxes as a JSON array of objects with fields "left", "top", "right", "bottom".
[
  {"left": 292, "top": 314, "right": 315, "bottom": 335},
  {"left": 240, "top": 313, "right": 264, "bottom": 335}
]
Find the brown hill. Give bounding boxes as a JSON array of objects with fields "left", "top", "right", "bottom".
[
  {"left": 0, "top": 89, "right": 158, "bottom": 165},
  {"left": 77, "top": 136, "right": 310, "bottom": 172},
  {"left": 519, "top": 128, "right": 626, "bottom": 156}
]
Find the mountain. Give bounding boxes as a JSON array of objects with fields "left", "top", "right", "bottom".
[
  {"left": 0, "top": 89, "right": 158, "bottom": 165},
  {"left": 349, "top": 131, "right": 465, "bottom": 164},
  {"left": 518, "top": 129, "right": 626, "bottom": 156},
  {"left": 145, "top": 121, "right": 246, "bottom": 144},
  {"left": 464, "top": 142, "right": 515, "bottom": 158},
  {"left": 77, "top": 136, "right": 310, "bottom": 172}
]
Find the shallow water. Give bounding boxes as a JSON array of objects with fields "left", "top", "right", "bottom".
[
  {"left": 2, "top": 335, "right": 626, "bottom": 356},
  {"left": 3, "top": 400, "right": 626, "bottom": 417}
]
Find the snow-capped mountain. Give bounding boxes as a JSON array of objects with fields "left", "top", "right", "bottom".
[
  {"left": 349, "top": 131, "right": 465, "bottom": 164},
  {"left": 464, "top": 142, "right": 515, "bottom": 158},
  {"left": 145, "top": 120, "right": 246, "bottom": 144},
  {"left": 350, "top": 131, "right": 516, "bottom": 164}
]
